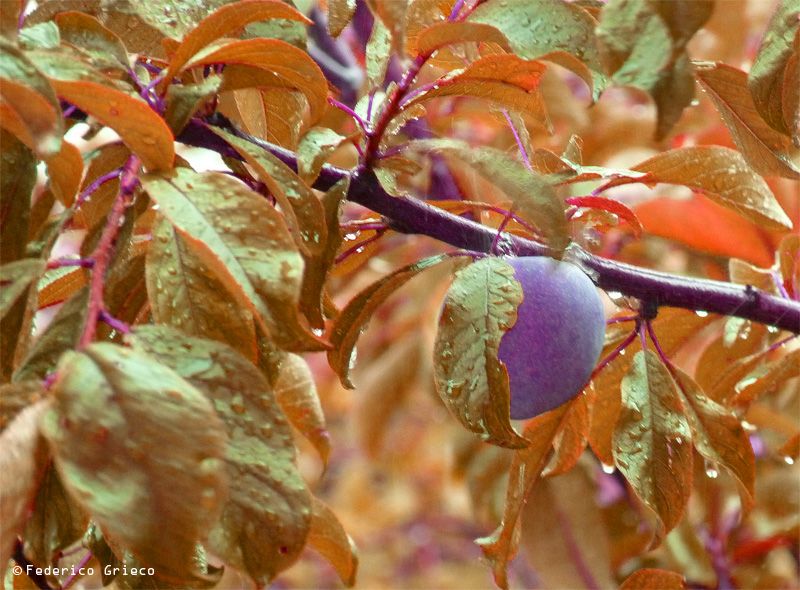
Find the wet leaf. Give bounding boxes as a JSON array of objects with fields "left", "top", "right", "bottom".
[
  {"left": 331, "top": 253, "right": 459, "bottom": 388},
  {"left": 366, "top": 16, "right": 391, "bottom": 89},
  {"left": 749, "top": 2, "right": 800, "bottom": 136},
  {"left": 434, "top": 256, "right": 528, "bottom": 449},
  {"left": 613, "top": 350, "right": 693, "bottom": 542},
  {"left": 0, "top": 400, "right": 50, "bottom": 568},
  {"left": 141, "top": 168, "right": 324, "bottom": 351},
  {"left": 327, "top": 0, "right": 356, "bottom": 37},
  {"left": 191, "top": 39, "right": 328, "bottom": 125},
  {"left": 620, "top": 568, "right": 686, "bottom": 590},
  {"left": 47, "top": 79, "right": 174, "bottom": 172},
  {"left": 297, "top": 127, "right": 348, "bottom": 184},
  {"left": 164, "top": 75, "right": 222, "bottom": 134},
  {"left": 145, "top": 215, "right": 257, "bottom": 361},
  {"left": 130, "top": 326, "right": 312, "bottom": 586},
  {"left": 469, "top": 0, "right": 606, "bottom": 98},
  {"left": 404, "top": 54, "right": 548, "bottom": 122},
  {"left": 55, "top": 10, "right": 129, "bottom": 69},
  {"left": 476, "top": 403, "right": 571, "bottom": 589},
  {"left": 0, "top": 0, "right": 21, "bottom": 39},
  {"left": 0, "top": 260, "right": 43, "bottom": 383},
  {"left": 1, "top": 260, "right": 43, "bottom": 321},
  {"left": 0, "top": 40, "right": 62, "bottom": 157},
  {"left": 45, "top": 140, "right": 84, "bottom": 207},
  {"left": 777, "top": 233, "right": 799, "bottom": 297},
  {"left": 160, "top": 0, "right": 309, "bottom": 87},
  {"left": 41, "top": 343, "right": 228, "bottom": 583},
  {"left": 566, "top": 195, "right": 643, "bottom": 236},
  {"left": 542, "top": 392, "right": 589, "bottom": 476},
  {"left": 415, "top": 21, "right": 510, "bottom": 56},
  {"left": 732, "top": 348, "right": 800, "bottom": 406},
  {"left": 209, "top": 127, "right": 327, "bottom": 258},
  {"left": 273, "top": 352, "right": 330, "bottom": 466},
  {"left": 672, "top": 367, "right": 755, "bottom": 512},
  {"left": 410, "top": 139, "right": 569, "bottom": 249},
  {"left": 307, "top": 496, "right": 358, "bottom": 587},
  {"left": 696, "top": 63, "right": 800, "bottom": 179},
  {"left": 602, "top": 146, "right": 793, "bottom": 230}
]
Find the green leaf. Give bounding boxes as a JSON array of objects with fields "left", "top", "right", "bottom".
[
  {"left": 0, "top": 400, "right": 50, "bottom": 568},
  {"left": 164, "top": 74, "right": 222, "bottom": 134},
  {"left": 749, "top": 1, "right": 800, "bottom": 137},
  {"left": 696, "top": 62, "right": 800, "bottom": 179},
  {"left": 13, "top": 286, "right": 87, "bottom": 384},
  {"left": 41, "top": 343, "right": 229, "bottom": 584},
  {"left": 146, "top": 214, "right": 258, "bottom": 361},
  {"left": 671, "top": 368, "right": 755, "bottom": 512},
  {"left": 140, "top": 167, "right": 325, "bottom": 351},
  {"left": 434, "top": 257, "right": 528, "bottom": 449},
  {"left": 613, "top": 350, "right": 693, "bottom": 542},
  {"left": 297, "top": 127, "right": 348, "bottom": 184},
  {"left": 0, "top": 38, "right": 62, "bottom": 156},
  {"left": 19, "top": 21, "right": 61, "bottom": 50},
  {"left": 0, "top": 131, "right": 36, "bottom": 264},
  {"left": 130, "top": 326, "right": 312, "bottom": 587},
  {"left": 209, "top": 127, "right": 327, "bottom": 258},
  {"left": 597, "top": 0, "right": 713, "bottom": 138},
  {"left": 469, "top": 0, "right": 606, "bottom": 99},
  {"left": 329, "top": 253, "right": 460, "bottom": 388},
  {"left": 366, "top": 16, "right": 392, "bottom": 89},
  {"left": 55, "top": 11, "right": 130, "bottom": 70},
  {"left": 409, "top": 139, "right": 569, "bottom": 249},
  {"left": 307, "top": 497, "right": 358, "bottom": 587},
  {"left": 476, "top": 403, "right": 571, "bottom": 589},
  {"left": 600, "top": 146, "right": 793, "bottom": 230}
]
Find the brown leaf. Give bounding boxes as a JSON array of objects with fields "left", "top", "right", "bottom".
[
  {"left": 194, "top": 39, "right": 328, "bottom": 125},
  {"left": 602, "top": 146, "right": 793, "bottom": 230},
  {"left": 326, "top": 0, "right": 356, "bottom": 38},
  {"left": 55, "top": 10, "right": 129, "bottom": 69},
  {"left": 696, "top": 63, "right": 800, "bottom": 179},
  {"left": 778, "top": 433, "right": 800, "bottom": 463},
  {"left": 44, "top": 140, "right": 83, "bottom": 207},
  {"left": 476, "top": 403, "right": 571, "bottom": 589},
  {"left": 620, "top": 568, "right": 686, "bottom": 590},
  {"left": 732, "top": 348, "right": 800, "bottom": 406},
  {"left": 0, "top": 400, "right": 50, "bottom": 568},
  {"left": 0, "top": 130, "right": 35, "bottom": 265},
  {"left": 543, "top": 392, "right": 589, "bottom": 476},
  {"left": 273, "top": 352, "right": 331, "bottom": 466},
  {"left": 672, "top": 368, "right": 755, "bottom": 512},
  {"left": 307, "top": 496, "right": 358, "bottom": 587},
  {"left": 49, "top": 79, "right": 174, "bottom": 171},
  {"left": 159, "top": 0, "right": 310, "bottom": 92},
  {"left": 613, "top": 350, "right": 693, "bottom": 542}
]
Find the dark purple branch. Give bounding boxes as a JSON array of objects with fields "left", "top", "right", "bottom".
[{"left": 179, "top": 119, "right": 800, "bottom": 334}]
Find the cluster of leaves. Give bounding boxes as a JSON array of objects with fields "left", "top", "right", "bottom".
[{"left": 0, "top": 0, "right": 798, "bottom": 589}]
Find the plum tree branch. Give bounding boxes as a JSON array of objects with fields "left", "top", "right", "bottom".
[{"left": 179, "top": 119, "right": 800, "bottom": 335}]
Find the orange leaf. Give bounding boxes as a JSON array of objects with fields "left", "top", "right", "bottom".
[
  {"left": 50, "top": 80, "right": 174, "bottom": 171},
  {"left": 160, "top": 0, "right": 310, "bottom": 92},
  {"left": 44, "top": 140, "right": 83, "bottom": 206},
  {"left": 192, "top": 39, "right": 328, "bottom": 124},
  {"left": 620, "top": 568, "right": 686, "bottom": 590},
  {"left": 307, "top": 497, "right": 358, "bottom": 587},
  {"left": 566, "top": 195, "right": 643, "bottom": 236},
  {"left": 415, "top": 21, "right": 511, "bottom": 56}
]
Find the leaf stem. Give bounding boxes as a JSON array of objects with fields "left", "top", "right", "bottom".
[
  {"left": 78, "top": 155, "right": 140, "bottom": 349},
  {"left": 589, "top": 324, "right": 640, "bottom": 383}
]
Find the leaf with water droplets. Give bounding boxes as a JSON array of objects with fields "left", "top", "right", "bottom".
[
  {"left": 601, "top": 146, "right": 793, "bottom": 230},
  {"left": 409, "top": 139, "right": 569, "bottom": 250},
  {"left": 434, "top": 257, "right": 528, "bottom": 449},
  {"left": 55, "top": 11, "right": 129, "bottom": 70},
  {"left": 41, "top": 343, "right": 228, "bottom": 584},
  {"left": 141, "top": 167, "right": 325, "bottom": 351},
  {"left": 732, "top": 348, "right": 800, "bottom": 406},
  {"left": 748, "top": 2, "right": 800, "bottom": 137},
  {"left": 159, "top": 0, "right": 310, "bottom": 93},
  {"left": 613, "top": 350, "right": 693, "bottom": 543},
  {"left": 542, "top": 392, "right": 589, "bottom": 476},
  {"left": 307, "top": 496, "right": 358, "bottom": 587},
  {"left": 366, "top": 15, "right": 391, "bottom": 89},
  {"left": 330, "top": 253, "right": 460, "bottom": 388},
  {"left": 415, "top": 20, "right": 511, "bottom": 56},
  {"left": 164, "top": 74, "right": 222, "bottom": 134},
  {"left": 469, "top": 0, "right": 606, "bottom": 99},
  {"left": 327, "top": 0, "right": 356, "bottom": 37},
  {"left": 130, "top": 326, "right": 312, "bottom": 587},
  {"left": 297, "top": 127, "right": 348, "bottom": 185},
  {"left": 476, "top": 402, "right": 572, "bottom": 589},
  {"left": 696, "top": 63, "right": 800, "bottom": 179},
  {"left": 671, "top": 367, "right": 754, "bottom": 512},
  {"left": 403, "top": 55, "right": 548, "bottom": 123},
  {"left": 620, "top": 568, "right": 686, "bottom": 590},
  {"left": 146, "top": 215, "right": 257, "bottom": 361}
]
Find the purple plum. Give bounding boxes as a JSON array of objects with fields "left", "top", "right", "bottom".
[{"left": 499, "top": 257, "right": 606, "bottom": 419}]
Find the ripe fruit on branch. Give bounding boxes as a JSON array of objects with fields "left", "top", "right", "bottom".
[{"left": 500, "top": 257, "right": 606, "bottom": 420}]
